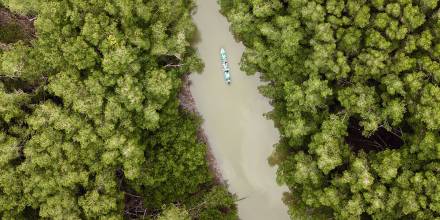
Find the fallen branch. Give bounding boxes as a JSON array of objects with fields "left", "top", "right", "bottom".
[
  {"left": 0, "top": 42, "right": 11, "bottom": 50},
  {"left": 235, "top": 196, "right": 248, "bottom": 202},
  {"left": 164, "top": 63, "right": 183, "bottom": 68}
]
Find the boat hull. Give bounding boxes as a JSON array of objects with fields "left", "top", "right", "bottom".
[{"left": 220, "top": 48, "right": 231, "bottom": 84}]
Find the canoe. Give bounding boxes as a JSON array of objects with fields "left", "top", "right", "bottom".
[{"left": 220, "top": 48, "right": 231, "bottom": 84}]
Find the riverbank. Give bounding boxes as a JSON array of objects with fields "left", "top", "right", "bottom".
[{"left": 179, "top": 74, "right": 226, "bottom": 186}]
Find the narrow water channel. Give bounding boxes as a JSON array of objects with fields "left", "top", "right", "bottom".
[{"left": 190, "top": 1, "right": 290, "bottom": 219}]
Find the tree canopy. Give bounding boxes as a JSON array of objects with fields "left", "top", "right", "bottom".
[
  {"left": 0, "top": 0, "right": 237, "bottom": 219},
  {"left": 220, "top": 0, "right": 440, "bottom": 219}
]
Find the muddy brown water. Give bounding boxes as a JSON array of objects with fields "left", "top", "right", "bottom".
[{"left": 190, "top": 1, "right": 290, "bottom": 219}]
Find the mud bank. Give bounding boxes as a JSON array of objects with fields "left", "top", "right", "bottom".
[{"left": 179, "top": 74, "right": 226, "bottom": 186}]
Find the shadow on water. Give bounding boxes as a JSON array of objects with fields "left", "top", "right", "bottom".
[{"left": 191, "top": 26, "right": 202, "bottom": 47}]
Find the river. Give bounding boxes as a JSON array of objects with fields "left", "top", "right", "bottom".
[{"left": 190, "top": 1, "right": 290, "bottom": 219}]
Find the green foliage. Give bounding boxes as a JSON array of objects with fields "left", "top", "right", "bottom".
[
  {"left": 158, "top": 205, "right": 190, "bottom": 220},
  {"left": 0, "top": 0, "right": 38, "bottom": 15},
  {"left": 0, "top": 0, "right": 237, "bottom": 219},
  {"left": 185, "top": 185, "right": 238, "bottom": 220},
  {"left": 220, "top": 0, "right": 440, "bottom": 219}
]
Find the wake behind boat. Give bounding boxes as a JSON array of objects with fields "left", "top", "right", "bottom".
[{"left": 220, "top": 48, "right": 231, "bottom": 84}]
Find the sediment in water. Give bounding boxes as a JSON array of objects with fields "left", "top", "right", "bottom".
[{"left": 179, "top": 74, "right": 226, "bottom": 186}]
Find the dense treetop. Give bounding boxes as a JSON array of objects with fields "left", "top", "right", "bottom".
[
  {"left": 0, "top": 0, "right": 237, "bottom": 219},
  {"left": 219, "top": 0, "right": 440, "bottom": 219}
]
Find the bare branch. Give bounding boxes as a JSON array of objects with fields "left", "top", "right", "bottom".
[{"left": 164, "top": 63, "right": 183, "bottom": 68}]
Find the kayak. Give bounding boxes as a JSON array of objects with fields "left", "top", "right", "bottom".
[{"left": 220, "top": 48, "right": 231, "bottom": 84}]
